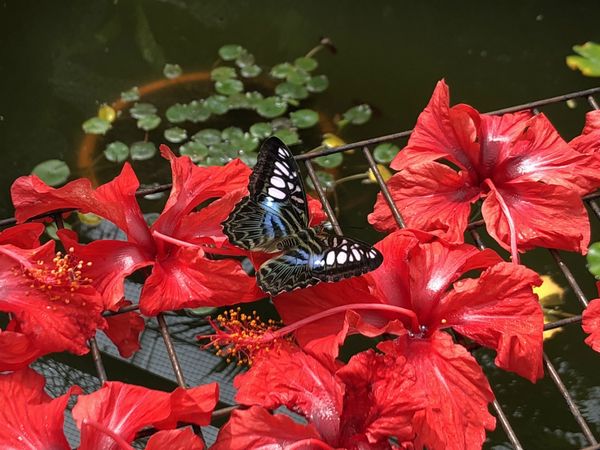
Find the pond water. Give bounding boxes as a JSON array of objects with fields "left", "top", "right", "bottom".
[{"left": 1, "top": 1, "right": 600, "bottom": 448}]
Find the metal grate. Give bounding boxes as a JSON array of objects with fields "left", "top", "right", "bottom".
[{"left": 2, "top": 85, "right": 600, "bottom": 448}]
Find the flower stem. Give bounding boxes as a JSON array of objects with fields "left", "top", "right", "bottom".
[
  {"left": 151, "top": 230, "right": 242, "bottom": 256},
  {"left": 81, "top": 419, "right": 135, "bottom": 450},
  {"left": 483, "top": 178, "right": 520, "bottom": 264}
]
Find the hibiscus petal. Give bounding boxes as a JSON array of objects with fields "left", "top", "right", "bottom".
[
  {"left": 103, "top": 301, "right": 145, "bottom": 358},
  {"left": 0, "top": 328, "right": 45, "bottom": 371},
  {"left": 582, "top": 297, "right": 600, "bottom": 352},
  {"left": 212, "top": 406, "right": 323, "bottom": 450},
  {"left": 146, "top": 428, "right": 204, "bottom": 450},
  {"left": 440, "top": 262, "right": 544, "bottom": 381},
  {"left": 234, "top": 345, "right": 344, "bottom": 443},
  {"left": 0, "top": 223, "right": 44, "bottom": 248},
  {"left": 482, "top": 180, "right": 590, "bottom": 254},
  {"left": 379, "top": 332, "right": 495, "bottom": 450}
]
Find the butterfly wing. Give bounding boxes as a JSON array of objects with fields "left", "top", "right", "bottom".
[
  {"left": 258, "top": 234, "right": 383, "bottom": 295},
  {"left": 223, "top": 137, "right": 308, "bottom": 251}
]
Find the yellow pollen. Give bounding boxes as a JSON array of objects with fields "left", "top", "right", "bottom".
[{"left": 441, "top": 319, "right": 447, "bottom": 324}]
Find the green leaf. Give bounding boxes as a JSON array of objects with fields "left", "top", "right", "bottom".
[
  {"left": 222, "top": 127, "right": 244, "bottom": 142},
  {"left": 294, "top": 56, "right": 318, "bottom": 71},
  {"left": 273, "top": 128, "right": 300, "bottom": 146},
  {"left": 566, "top": 42, "right": 600, "bottom": 77},
  {"left": 314, "top": 152, "right": 343, "bottom": 169},
  {"left": 193, "top": 129, "right": 222, "bottom": 146},
  {"left": 121, "top": 87, "right": 140, "bottom": 102},
  {"left": 186, "top": 101, "right": 211, "bottom": 122},
  {"left": 245, "top": 91, "right": 264, "bottom": 108},
  {"left": 219, "top": 44, "right": 244, "bottom": 61},
  {"left": 163, "top": 63, "right": 182, "bottom": 79},
  {"left": 307, "top": 75, "right": 329, "bottom": 93},
  {"left": 241, "top": 64, "right": 262, "bottom": 78},
  {"left": 203, "top": 155, "right": 230, "bottom": 166},
  {"left": 231, "top": 133, "right": 259, "bottom": 152},
  {"left": 205, "top": 95, "right": 229, "bottom": 115},
  {"left": 215, "top": 78, "right": 244, "bottom": 95},
  {"left": 587, "top": 242, "right": 600, "bottom": 278},
  {"left": 342, "top": 104, "right": 372, "bottom": 125},
  {"left": 179, "top": 141, "right": 208, "bottom": 162},
  {"left": 290, "top": 109, "right": 319, "bottom": 128},
  {"left": 270, "top": 62, "right": 294, "bottom": 79},
  {"left": 104, "top": 141, "right": 129, "bottom": 163},
  {"left": 46, "top": 221, "right": 72, "bottom": 240},
  {"left": 306, "top": 170, "right": 335, "bottom": 190},
  {"left": 82, "top": 117, "right": 111, "bottom": 135},
  {"left": 209, "top": 142, "right": 238, "bottom": 159},
  {"left": 164, "top": 127, "right": 188, "bottom": 143},
  {"left": 130, "top": 102, "right": 157, "bottom": 119},
  {"left": 165, "top": 103, "right": 189, "bottom": 123},
  {"left": 275, "top": 82, "right": 308, "bottom": 100},
  {"left": 373, "top": 143, "right": 400, "bottom": 164},
  {"left": 250, "top": 122, "right": 273, "bottom": 139},
  {"left": 287, "top": 68, "right": 311, "bottom": 85},
  {"left": 239, "top": 152, "right": 258, "bottom": 167},
  {"left": 211, "top": 66, "right": 237, "bottom": 81},
  {"left": 227, "top": 93, "right": 251, "bottom": 109},
  {"left": 257, "top": 97, "right": 287, "bottom": 118},
  {"left": 130, "top": 141, "right": 157, "bottom": 160},
  {"left": 235, "top": 51, "right": 255, "bottom": 68},
  {"left": 31, "top": 159, "right": 70, "bottom": 186},
  {"left": 137, "top": 114, "right": 161, "bottom": 131}
]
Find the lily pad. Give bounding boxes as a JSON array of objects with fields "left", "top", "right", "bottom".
[
  {"left": 121, "top": 87, "right": 140, "bottom": 102},
  {"left": 82, "top": 117, "right": 111, "bottom": 135},
  {"left": 314, "top": 152, "right": 343, "bottom": 169},
  {"left": 231, "top": 133, "right": 259, "bottom": 152},
  {"left": 587, "top": 242, "right": 600, "bottom": 278},
  {"left": 306, "top": 170, "right": 335, "bottom": 190},
  {"left": 270, "top": 62, "right": 294, "bottom": 79},
  {"left": 342, "top": 104, "right": 372, "bottom": 125},
  {"left": 235, "top": 51, "right": 255, "bottom": 68},
  {"left": 179, "top": 141, "right": 208, "bottom": 162},
  {"left": 241, "top": 64, "right": 262, "bottom": 78},
  {"left": 222, "top": 127, "right": 244, "bottom": 142},
  {"left": 250, "top": 122, "right": 273, "bottom": 139},
  {"left": 130, "top": 141, "right": 157, "bottom": 160},
  {"left": 275, "top": 82, "right": 308, "bottom": 100},
  {"left": 219, "top": 44, "right": 244, "bottom": 61},
  {"left": 205, "top": 95, "right": 229, "bottom": 115},
  {"left": 307, "top": 75, "right": 329, "bottom": 93},
  {"left": 163, "top": 63, "right": 182, "bottom": 79},
  {"left": 245, "top": 91, "right": 264, "bottom": 108},
  {"left": 373, "top": 143, "right": 400, "bottom": 164},
  {"left": 166, "top": 103, "right": 189, "bottom": 123},
  {"left": 211, "top": 66, "right": 237, "bottom": 81},
  {"left": 31, "top": 159, "right": 70, "bottom": 186},
  {"left": 210, "top": 142, "right": 238, "bottom": 160},
  {"left": 187, "top": 101, "right": 211, "bottom": 122},
  {"left": 104, "top": 141, "right": 129, "bottom": 163},
  {"left": 193, "top": 129, "right": 222, "bottom": 146},
  {"left": 215, "top": 78, "right": 244, "bottom": 95},
  {"left": 566, "top": 42, "right": 600, "bottom": 77},
  {"left": 164, "top": 127, "right": 188, "bottom": 143},
  {"left": 290, "top": 109, "right": 319, "bottom": 129},
  {"left": 130, "top": 102, "right": 157, "bottom": 119},
  {"left": 137, "top": 114, "right": 161, "bottom": 131},
  {"left": 257, "top": 97, "right": 287, "bottom": 118},
  {"left": 287, "top": 68, "right": 311, "bottom": 85},
  {"left": 273, "top": 128, "right": 300, "bottom": 146},
  {"left": 226, "top": 93, "right": 251, "bottom": 109},
  {"left": 238, "top": 152, "right": 258, "bottom": 167},
  {"left": 294, "top": 56, "right": 318, "bottom": 71}
]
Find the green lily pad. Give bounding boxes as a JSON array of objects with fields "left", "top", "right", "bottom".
[
  {"left": 179, "top": 141, "right": 208, "bottom": 162},
  {"left": 587, "top": 242, "right": 600, "bottom": 278},
  {"left": 222, "top": 127, "right": 244, "bottom": 142},
  {"left": 32, "top": 159, "right": 70, "bottom": 186},
  {"left": 231, "top": 133, "right": 259, "bottom": 152},
  {"left": 275, "top": 82, "right": 308, "bottom": 100},
  {"left": 238, "top": 152, "right": 258, "bottom": 167},
  {"left": 307, "top": 75, "right": 329, "bottom": 93},
  {"left": 209, "top": 142, "right": 238, "bottom": 160},
  {"left": 205, "top": 95, "right": 229, "bottom": 115},
  {"left": 235, "top": 51, "right": 255, "bottom": 68},
  {"left": 270, "top": 62, "right": 294, "bottom": 79},
  {"left": 137, "top": 114, "right": 161, "bottom": 131},
  {"left": 186, "top": 101, "right": 211, "bottom": 122},
  {"left": 306, "top": 170, "right": 335, "bottom": 190},
  {"left": 219, "top": 44, "right": 244, "bottom": 61},
  {"left": 46, "top": 221, "right": 72, "bottom": 240},
  {"left": 121, "top": 87, "right": 140, "bottom": 102},
  {"left": 245, "top": 91, "right": 264, "bottom": 108},
  {"left": 130, "top": 102, "right": 157, "bottom": 119},
  {"left": 294, "top": 56, "right": 318, "bottom": 71},
  {"left": 104, "top": 141, "right": 129, "bottom": 163},
  {"left": 373, "top": 143, "right": 400, "bottom": 164},
  {"left": 342, "top": 104, "right": 372, "bottom": 125},
  {"left": 250, "top": 122, "right": 273, "bottom": 139},
  {"left": 193, "top": 129, "right": 222, "bottom": 146},
  {"left": 215, "top": 78, "right": 244, "bottom": 95},
  {"left": 273, "top": 128, "right": 300, "bottom": 146},
  {"left": 287, "top": 68, "right": 311, "bottom": 85},
  {"left": 203, "top": 155, "right": 230, "bottom": 166},
  {"left": 130, "top": 141, "right": 157, "bottom": 160},
  {"left": 314, "top": 152, "right": 343, "bottom": 169},
  {"left": 566, "top": 42, "right": 600, "bottom": 77},
  {"left": 290, "top": 109, "right": 319, "bottom": 129},
  {"left": 165, "top": 103, "right": 189, "bottom": 123},
  {"left": 227, "top": 93, "right": 251, "bottom": 109},
  {"left": 164, "top": 127, "right": 188, "bottom": 143},
  {"left": 163, "top": 63, "right": 182, "bottom": 79},
  {"left": 241, "top": 64, "right": 262, "bottom": 78},
  {"left": 82, "top": 117, "right": 111, "bottom": 135},
  {"left": 211, "top": 66, "right": 237, "bottom": 81},
  {"left": 257, "top": 96, "right": 287, "bottom": 118}
]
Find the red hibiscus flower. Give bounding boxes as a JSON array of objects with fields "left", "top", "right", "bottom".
[
  {"left": 268, "top": 231, "right": 543, "bottom": 450},
  {"left": 582, "top": 283, "right": 600, "bottom": 352},
  {"left": 570, "top": 109, "right": 600, "bottom": 156},
  {"left": 0, "top": 223, "right": 106, "bottom": 366},
  {"left": 213, "top": 344, "right": 423, "bottom": 449},
  {"left": 11, "top": 147, "right": 263, "bottom": 315},
  {"left": 369, "top": 80, "right": 600, "bottom": 262}
]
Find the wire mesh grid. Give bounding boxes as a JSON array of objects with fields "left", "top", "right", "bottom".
[{"left": 3, "top": 85, "right": 600, "bottom": 449}]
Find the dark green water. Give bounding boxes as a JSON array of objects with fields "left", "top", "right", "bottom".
[{"left": 1, "top": 1, "right": 600, "bottom": 448}]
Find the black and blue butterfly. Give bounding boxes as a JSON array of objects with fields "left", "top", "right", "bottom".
[{"left": 222, "top": 136, "right": 383, "bottom": 296}]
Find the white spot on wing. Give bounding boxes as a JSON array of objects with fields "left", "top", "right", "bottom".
[
  {"left": 278, "top": 147, "right": 287, "bottom": 157},
  {"left": 326, "top": 252, "right": 335, "bottom": 265},
  {"left": 268, "top": 187, "right": 286, "bottom": 200},
  {"left": 275, "top": 161, "right": 290, "bottom": 175},
  {"left": 337, "top": 252, "right": 348, "bottom": 264},
  {"left": 352, "top": 249, "right": 362, "bottom": 260},
  {"left": 271, "top": 176, "right": 285, "bottom": 188}
]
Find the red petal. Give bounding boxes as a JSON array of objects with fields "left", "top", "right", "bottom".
[
  {"left": 583, "top": 297, "right": 600, "bottom": 352},
  {"left": 0, "top": 223, "right": 44, "bottom": 248},
  {"left": 103, "top": 300, "right": 145, "bottom": 358},
  {"left": 146, "top": 428, "right": 204, "bottom": 450},
  {"left": 234, "top": 345, "right": 344, "bottom": 443},
  {"left": 440, "top": 262, "right": 544, "bottom": 381},
  {"left": 482, "top": 180, "right": 590, "bottom": 254},
  {"left": 212, "top": 406, "right": 323, "bottom": 450},
  {"left": 379, "top": 332, "right": 495, "bottom": 450},
  {"left": 0, "top": 328, "right": 45, "bottom": 371},
  {"left": 155, "top": 383, "right": 219, "bottom": 429},
  {"left": 139, "top": 247, "right": 262, "bottom": 316}
]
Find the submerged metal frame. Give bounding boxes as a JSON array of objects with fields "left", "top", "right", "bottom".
[{"left": 2, "top": 85, "right": 600, "bottom": 448}]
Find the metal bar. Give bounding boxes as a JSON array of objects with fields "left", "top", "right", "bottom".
[
  {"left": 491, "top": 398, "right": 524, "bottom": 450},
  {"left": 362, "top": 146, "right": 406, "bottom": 228},
  {"left": 102, "top": 303, "right": 140, "bottom": 316},
  {"left": 88, "top": 336, "right": 108, "bottom": 383},
  {"left": 549, "top": 249, "right": 590, "bottom": 308},
  {"left": 304, "top": 159, "right": 343, "bottom": 235},
  {"left": 544, "top": 315, "right": 582, "bottom": 331},
  {"left": 156, "top": 313, "right": 187, "bottom": 388}
]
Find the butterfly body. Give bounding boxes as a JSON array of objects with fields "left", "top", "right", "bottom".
[{"left": 222, "top": 137, "right": 383, "bottom": 295}]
